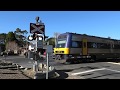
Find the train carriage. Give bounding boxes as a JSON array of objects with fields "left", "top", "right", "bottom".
[{"left": 54, "top": 32, "right": 120, "bottom": 63}]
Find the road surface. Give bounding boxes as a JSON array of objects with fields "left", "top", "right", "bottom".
[
  {"left": 55, "top": 61, "right": 120, "bottom": 79},
  {"left": 0, "top": 55, "right": 63, "bottom": 68},
  {"left": 1, "top": 56, "right": 120, "bottom": 79}
]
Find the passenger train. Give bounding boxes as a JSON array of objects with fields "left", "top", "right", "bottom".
[{"left": 54, "top": 32, "right": 120, "bottom": 63}]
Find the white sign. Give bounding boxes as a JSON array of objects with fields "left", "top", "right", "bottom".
[{"left": 46, "top": 45, "right": 53, "bottom": 53}]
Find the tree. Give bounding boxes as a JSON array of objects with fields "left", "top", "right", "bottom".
[
  {"left": 45, "top": 37, "right": 55, "bottom": 47},
  {"left": 6, "top": 32, "right": 16, "bottom": 42},
  {"left": 14, "top": 28, "right": 28, "bottom": 41},
  {"left": 0, "top": 33, "right": 7, "bottom": 39},
  {"left": 0, "top": 33, "right": 7, "bottom": 51},
  {"left": 0, "top": 44, "right": 5, "bottom": 51},
  {"left": 5, "top": 32, "right": 16, "bottom": 51},
  {"left": 14, "top": 28, "right": 28, "bottom": 46}
]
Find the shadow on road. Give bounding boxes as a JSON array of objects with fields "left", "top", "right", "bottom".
[
  {"left": 64, "top": 58, "right": 120, "bottom": 64},
  {"left": 55, "top": 69, "right": 73, "bottom": 79}
]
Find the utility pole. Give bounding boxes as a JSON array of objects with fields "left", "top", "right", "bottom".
[
  {"left": 54, "top": 32, "right": 59, "bottom": 48},
  {"left": 46, "top": 45, "right": 53, "bottom": 79},
  {"left": 54, "top": 33, "right": 56, "bottom": 48},
  {"left": 46, "top": 52, "right": 49, "bottom": 79}
]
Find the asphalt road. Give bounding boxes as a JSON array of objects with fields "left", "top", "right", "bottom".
[
  {"left": 55, "top": 61, "right": 120, "bottom": 79},
  {"left": 0, "top": 55, "right": 63, "bottom": 68},
  {"left": 1, "top": 56, "right": 120, "bottom": 79}
]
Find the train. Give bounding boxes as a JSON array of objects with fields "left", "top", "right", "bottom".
[{"left": 53, "top": 32, "right": 120, "bottom": 63}]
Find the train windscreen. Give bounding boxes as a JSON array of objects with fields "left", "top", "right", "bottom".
[
  {"left": 57, "top": 40, "right": 66, "bottom": 48},
  {"left": 57, "top": 34, "right": 67, "bottom": 48}
]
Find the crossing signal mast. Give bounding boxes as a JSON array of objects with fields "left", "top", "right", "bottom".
[
  {"left": 28, "top": 16, "right": 46, "bottom": 63},
  {"left": 28, "top": 16, "right": 52, "bottom": 79}
]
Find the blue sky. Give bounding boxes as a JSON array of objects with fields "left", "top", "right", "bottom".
[{"left": 0, "top": 11, "right": 120, "bottom": 39}]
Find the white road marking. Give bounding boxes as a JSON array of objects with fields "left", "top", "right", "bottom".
[
  {"left": 71, "top": 67, "right": 120, "bottom": 76},
  {"left": 105, "top": 68, "right": 120, "bottom": 73},
  {"left": 71, "top": 68, "right": 106, "bottom": 76},
  {"left": 107, "top": 62, "right": 120, "bottom": 65}
]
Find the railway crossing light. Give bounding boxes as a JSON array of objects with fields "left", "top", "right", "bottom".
[
  {"left": 28, "top": 33, "right": 38, "bottom": 41},
  {"left": 39, "top": 35, "right": 43, "bottom": 40},
  {"left": 28, "top": 35, "right": 33, "bottom": 41}
]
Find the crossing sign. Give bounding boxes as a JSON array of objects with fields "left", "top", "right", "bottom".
[{"left": 30, "top": 23, "right": 45, "bottom": 34}]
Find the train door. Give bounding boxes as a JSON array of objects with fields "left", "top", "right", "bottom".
[{"left": 82, "top": 38, "right": 88, "bottom": 55}]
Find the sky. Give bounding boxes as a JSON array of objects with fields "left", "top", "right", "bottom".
[{"left": 0, "top": 11, "right": 120, "bottom": 39}]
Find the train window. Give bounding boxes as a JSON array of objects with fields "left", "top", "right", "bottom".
[
  {"left": 72, "top": 41, "right": 82, "bottom": 48},
  {"left": 98, "top": 43, "right": 110, "bottom": 49},
  {"left": 72, "top": 41, "right": 78, "bottom": 48},
  {"left": 88, "top": 42, "right": 97, "bottom": 48},
  {"left": 106, "top": 44, "right": 110, "bottom": 48},
  {"left": 58, "top": 35, "right": 67, "bottom": 39},
  {"left": 92, "top": 43, "right": 97, "bottom": 48},
  {"left": 97, "top": 43, "right": 101, "bottom": 48},
  {"left": 87, "top": 42, "right": 93, "bottom": 48},
  {"left": 87, "top": 42, "right": 111, "bottom": 49},
  {"left": 114, "top": 44, "right": 120, "bottom": 49}
]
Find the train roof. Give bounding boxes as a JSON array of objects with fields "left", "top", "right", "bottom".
[{"left": 61, "top": 32, "right": 120, "bottom": 41}]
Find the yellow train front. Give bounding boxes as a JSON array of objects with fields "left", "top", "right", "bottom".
[
  {"left": 54, "top": 33, "right": 70, "bottom": 62},
  {"left": 54, "top": 32, "right": 120, "bottom": 63},
  {"left": 54, "top": 32, "right": 93, "bottom": 63}
]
